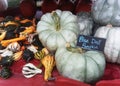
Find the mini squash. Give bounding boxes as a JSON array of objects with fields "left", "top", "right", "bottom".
[
  {"left": 22, "top": 49, "right": 34, "bottom": 62},
  {"left": 37, "top": 9, "right": 79, "bottom": 52},
  {"left": 41, "top": 54, "right": 55, "bottom": 81},
  {"left": 0, "top": 56, "right": 14, "bottom": 67},
  {"left": 0, "top": 67, "right": 12, "bottom": 79},
  {"left": 55, "top": 43, "right": 106, "bottom": 84},
  {"left": 0, "top": 30, "right": 6, "bottom": 41}
]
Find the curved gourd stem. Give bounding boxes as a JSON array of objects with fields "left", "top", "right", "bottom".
[
  {"left": 66, "top": 43, "right": 85, "bottom": 53},
  {"left": 34, "top": 48, "right": 49, "bottom": 68},
  {"left": 51, "top": 11, "right": 60, "bottom": 31}
]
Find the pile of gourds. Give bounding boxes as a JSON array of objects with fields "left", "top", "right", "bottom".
[
  {"left": 0, "top": 15, "right": 56, "bottom": 81},
  {"left": 92, "top": 0, "right": 120, "bottom": 64},
  {"left": 0, "top": 16, "right": 43, "bottom": 79}
]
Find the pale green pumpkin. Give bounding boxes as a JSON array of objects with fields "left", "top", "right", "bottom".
[
  {"left": 55, "top": 44, "right": 106, "bottom": 83},
  {"left": 37, "top": 10, "right": 79, "bottom": 52}
]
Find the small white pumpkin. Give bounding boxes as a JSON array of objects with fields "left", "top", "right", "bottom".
[
  {"left": 55, "top": 44, "right": 106, "bottom": 83},
  {"left": 94, "top": 24, "right": 120, "bottom": 64},
  {"left": 37, "top": 9, "right": 79, "bottom": 52}
]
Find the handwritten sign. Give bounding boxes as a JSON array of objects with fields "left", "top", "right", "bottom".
[{"left": 77, "top": 35, "right": 106, "bottom": 51}]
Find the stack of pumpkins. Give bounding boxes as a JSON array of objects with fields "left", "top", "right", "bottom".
[
  {"left": 36, "top": 9, "right": 106, "bottom": 84},
  {"left": 36, "top": 0, "right": 120, "bottom": 84},
  {"left": 92, "top": 0, "right": 120, "bottom": 64},
  {"left": 36, "top": 1, "right": 103, "bottom": 85}
]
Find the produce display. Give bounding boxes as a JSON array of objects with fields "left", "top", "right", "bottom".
[
  {"left": 1, "top": 0, "right": 120, "bottom": 86},
  {"left": 0, "top": 16, "right": 44, "bottom": 79}
]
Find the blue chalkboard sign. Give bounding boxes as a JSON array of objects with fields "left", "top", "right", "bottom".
[{"left": 77, "top": 35, "right": 106, "bottom": 51}]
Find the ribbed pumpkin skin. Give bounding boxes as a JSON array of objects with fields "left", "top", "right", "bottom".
[
  {"left": 91, "top": 0, "right": 120, "bottom": 26},
  {"left": 94, "top": 25, "right": 120, "bottom": 64},
  {"left": 55, "top": 47, "right": 106, "bottom": 83},
  {"left": 37, "top": 10, "right": 79, "bottom": 52}
]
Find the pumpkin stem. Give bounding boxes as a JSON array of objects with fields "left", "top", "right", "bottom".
[
  {"left": 106, "top": 24, "right": 112, "bottom": 27},
  {"left": 51, "top": 11, "right": 60, "bottom": 31},
  {"left": 66, "top": 43, "right": 85, "bottom": 53}
]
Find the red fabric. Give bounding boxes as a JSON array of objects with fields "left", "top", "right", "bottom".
[
  {"left": 94, "top": 63, "right": 120, "bottom": 86},
  {"left": 74, "top": 0, "right": 91, "bottom": 13},
  {"left": 1, "top": 59, "right": 120, "bottom": 86},
  {"left": 19, "top": 0, "right": 37, "bottom": 18},
  {"left": 0, "top": 74, "right": 91, "bottom": 86},
  {"left": 101, "top": 63, "right": 120, "bottom": 80},
  {"left": 0, "top": 59, "right": 91, "bottom": 86},
  {"left": 96, "top": 79, "right": 120, "bottom": 86}
]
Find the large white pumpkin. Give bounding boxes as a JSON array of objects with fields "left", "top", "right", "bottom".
[
  {"left": 94, "top": 25, "right": 120, "bottom": 64},
  {"left": 37, "top": 10, "right": 79, "bottom": 52},
  {"left": 55, "top": 44, "right": 106, "bottom": 83},
  {"left": 91, "top": 0, "right": 120, "bottom": 26}
]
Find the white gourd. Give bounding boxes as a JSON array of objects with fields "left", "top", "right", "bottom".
[
  {"left": 22, "top": 63, "right": 42, "bottom": 78},
  {"left": 1, "top": 50, "right": 13, "bottom": 57}
]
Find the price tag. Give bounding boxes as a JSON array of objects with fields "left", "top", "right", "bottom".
[{"left": 77, "top": 35, "right": 106, "bottom": 51}]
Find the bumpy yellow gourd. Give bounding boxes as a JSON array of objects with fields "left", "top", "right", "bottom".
[{"left": 41, "top": 54, "right": 55, "bottom": 81}]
